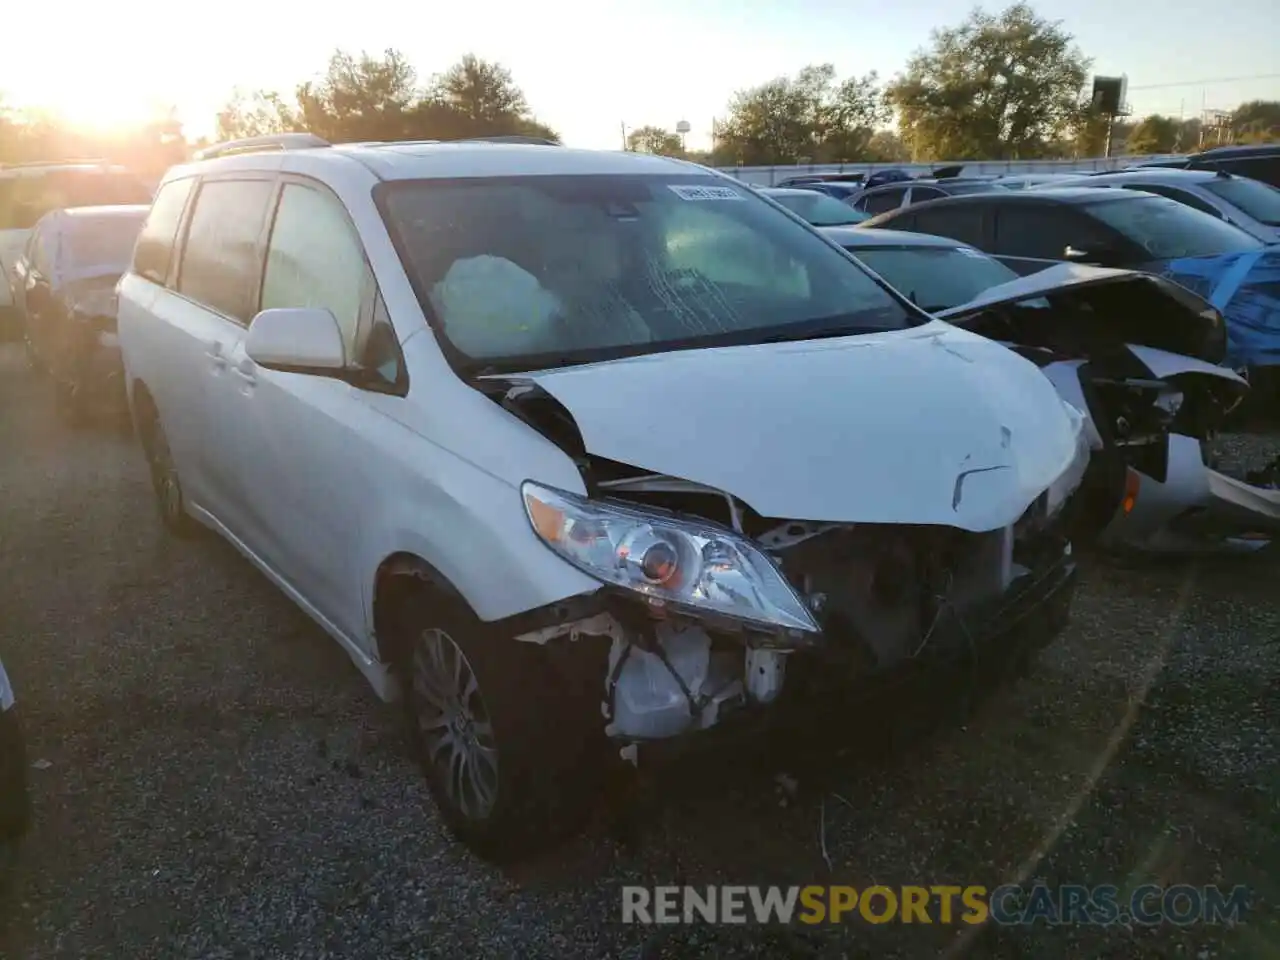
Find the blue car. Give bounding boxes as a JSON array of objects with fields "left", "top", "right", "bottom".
[{"left": 860, "top": 188, "right": 1280, "bottom": 386}]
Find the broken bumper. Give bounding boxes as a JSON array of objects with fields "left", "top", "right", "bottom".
[{"left": 627, "top": 549, "right": 1078, "bottom": 763}]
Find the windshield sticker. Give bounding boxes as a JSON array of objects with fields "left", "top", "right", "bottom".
[{"left": 668, "top": 185, "right": 746, "bottom": 202}]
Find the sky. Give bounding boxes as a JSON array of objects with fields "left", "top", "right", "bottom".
[{"left": 2, "top": 0, "right": 1278, "bottom": 152}]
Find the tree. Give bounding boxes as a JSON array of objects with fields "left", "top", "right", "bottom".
[
  {"left": 1126, "top": 114, "right": 1181, "bottom": 154},
  {"left": 213, "top": 50, "right": 558, "bottom": 146},
  {"left": 627, "top": 125, "right": 683, "bottom": 156},
  {"left": 1230, "top": 100, "right": 1280, "bottom": 144},
  {"left": 714, "top": 64, "right": 889, "bottom": 166},
  {"left": 865, "top": 130, "right": 910, "bottom": 162},
  {"left": 293, "top": 49, "right": 420, "bottom": 143},
  {"left": 886, "top": 3, "right": 1090, "bottom": 161},
  {"left": 216, "top": 89, "right": 297, "bottom": 141}
]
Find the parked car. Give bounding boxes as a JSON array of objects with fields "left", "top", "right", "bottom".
[
  {"left": 0, "top": 161, "right": 152, "bottom": 338},
  {"left": 791, "top": 181, "right": 863, "bottom": 201},
  {"left": 847, "top": 178, "right": 1006, "bottom": 217},
  {"left": 823, "top": 225, "right": 1279, "bottom": 553},
  {"left": 118, "top": 133, "right": 1091, "bottom": 861},
  {"left": 12, "top": 205, "right": 149, "bottom": 422},
  {"left": 1133, "top": 144, "right": 1280, "bottom": 189},
  {"left": 0, "top": 653, "right": 30, "bottom": 876},
  {"left": 1042, "top": 169, "right": 1280, "bottom": 243},
  {"left": 995, "top": 173, "right": 1095, "bottom": 190},
  {"left": 757, "top": 186, "right": 869, "bottom": 225},
  {"left": 858, "top": 189, "right": 1280, "bottom": 389}
]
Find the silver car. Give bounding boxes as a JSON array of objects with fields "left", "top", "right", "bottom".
[{"left": 1041, "top": 169, "right": 1280, "bottom": 244}]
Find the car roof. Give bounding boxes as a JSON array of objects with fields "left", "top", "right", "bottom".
[
  {"left": 910, "top": 186, "right": 1138, "bottom": 207},
  {"left": 1070, "top": 168, "right": 1225, "bottom": 185},
  {"left": 1192, "top": 144, "right": 1279, "bottom": 160},
  {"left": 821, "top": 226, "right": 969, "bottom": 249},
  {"left": 173, "top": 141, "right": 703, "bottom": 183},
  {"left": 758, "top": 186, "right": 825, "bottom": 198}
]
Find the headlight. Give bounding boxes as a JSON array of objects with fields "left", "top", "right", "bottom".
[{"left": 521, "top": 482, "right": 819, "bottom": 634}]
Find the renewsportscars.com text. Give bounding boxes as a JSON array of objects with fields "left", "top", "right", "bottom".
[{"left": 621, "top": 884, "right": 1250, "bottom": 927}]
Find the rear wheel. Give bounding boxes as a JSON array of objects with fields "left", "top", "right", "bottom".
[
  {"left": 141, "top": 405, "right": 200, "bottom": 538},
  {"left": 398, "top": 598, "right": 601, "bottom": 862}
]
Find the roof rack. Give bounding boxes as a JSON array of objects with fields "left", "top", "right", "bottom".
[
  {"left": 192, "top": 133, "right": 331, "bottom": 162},
  {"left": 450, "top": 135, "right": 558, "bottom": 146}
]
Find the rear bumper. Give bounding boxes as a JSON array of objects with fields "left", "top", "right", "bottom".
[{"left": 629, "top": 549, "right": 1078, "bottom": 764}]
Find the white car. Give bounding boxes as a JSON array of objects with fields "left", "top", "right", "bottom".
[{"left": 117, "top": 133, "right": 1091, "bottom": 860}]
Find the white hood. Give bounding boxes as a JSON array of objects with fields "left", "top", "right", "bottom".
[{"left": 497, "top": 320, "right": 1086, "bottom": 532}]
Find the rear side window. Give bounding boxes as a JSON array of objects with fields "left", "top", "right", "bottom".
[
  {"left": 134, "top": 178, "right": 195, "bottom": 285},
  {"left": 910, "top": 204, "right": 987, "bottom": 248},
  {"left": 992, "top": 205, "right": 1108, "bottom": 259},
  {"left": 861, "top": 188, "right": 906, "bottom": 215},
  {"left": 177, "top": 179, "right": 275, "bottom": 322}
]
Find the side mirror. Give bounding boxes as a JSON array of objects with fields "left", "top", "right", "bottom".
[{"left": 245, "top": 307, "right": 346, "bottom": 374}]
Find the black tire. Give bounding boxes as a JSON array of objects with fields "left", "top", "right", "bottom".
[
  {"left": 397, "top": 597, "right": 602, "bottom": 862},
  {"left": 140, "top": 404, "right": 200, "bottom": 538}
]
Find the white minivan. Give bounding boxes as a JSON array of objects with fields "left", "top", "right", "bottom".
[{"left": 116, "top": 134, "right": 1091, "bottom": 860}]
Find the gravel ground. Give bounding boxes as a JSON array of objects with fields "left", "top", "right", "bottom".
[{"left": 0, "top": 344, "right": 1277, "bottom": 959}]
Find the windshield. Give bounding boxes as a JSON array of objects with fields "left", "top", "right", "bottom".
[
  {"left": 0, "top": 170, "right": 153, "bottom": 230},
  {"left": 64, "top": 214, "right": 147, "bottom": 269},
  {"left": 850, "top": 245, "right": 1021, "bottom": 311},
  {"left": 1085, "top": 194, "right": 1264, "bottom": 260},
  {"left": 1203, "top": 176, "right": 1280, "bottom": 226},
  {"left": 766, "top": 190, "right": 869, "bottom": 226},
  {"left": 379, "top": 174, "right": 918, "bottom": 369}
]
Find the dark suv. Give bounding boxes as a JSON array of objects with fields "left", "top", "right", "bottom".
[{"left": 1135, "top": 144, "right": 1280, "bottom": 189}]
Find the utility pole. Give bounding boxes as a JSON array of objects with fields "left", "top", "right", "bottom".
[{"left": 620, "top": 122, "right": 629, "bottom": 151}]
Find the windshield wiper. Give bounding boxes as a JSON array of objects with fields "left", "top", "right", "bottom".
[{"left": 758, "top": 324, "right": 900, "bottom": 344}]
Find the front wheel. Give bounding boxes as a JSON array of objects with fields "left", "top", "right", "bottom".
[{"left": 399, "top": 601, "right": 601, "bottom": 862}]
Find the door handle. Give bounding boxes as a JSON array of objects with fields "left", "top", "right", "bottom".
[
  {"left": 231, "top": 363, "right": 257, "bottom": 386},
  {"left": 205, "top": 341, "right": 227, "bottom": 369}
]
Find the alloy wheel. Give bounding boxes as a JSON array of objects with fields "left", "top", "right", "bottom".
[{"left": 410, "top": 628, "right": 500, "bottom": 821}]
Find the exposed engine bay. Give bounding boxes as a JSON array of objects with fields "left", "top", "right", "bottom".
[{"left": 480, "top": 377, "right": 1078, "bottom": 753}]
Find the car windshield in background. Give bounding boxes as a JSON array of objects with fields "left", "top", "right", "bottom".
[
  {"left": 1086, "top": 194, "right": 1265, "bottom": 260},
  {"left": 379, "top": 174, "right": 918, "bottom": 369},
  {"left": 65, "top": 214, "right": 148, "bottom": 268},
  {"left": 769, "top": 190, "right": 869, "bottom": 226},
  {"left": 938, "top": 181, "right": 1007, "bottom": 195},
  {"left": 0, "top": 171, "right": 153, "bottom": 230},
  {"left": 1202, "top": 176, "right": 1280, "bottom": 226},
  {"left": 851, "top": 246, "right": 1021, "bottom": 312}
]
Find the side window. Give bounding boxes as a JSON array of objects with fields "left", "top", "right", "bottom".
[
  {"left": 177, "top": 179, "right": 275, "bottom": 323},
  {"left": 134, "top": 177, "right": 195, "bottom": 286},
  {"left": 24, "top": 226, "right": 44, "bottom": 272},
  {"left": 362, "top": 292, "right": 407, "bottom": 391},
  {"left": 1122, "top": 184, "right": 1219, "bottom": 217},
  {"left": 992, "top": 206, "right": 1106, "bottom": 259},
  {"left": 33, "top": 231, "right": 54, "bottom": 275},
  {"left": 911, "top": 205, "right": 986, "bottom": 247},
  {"left": 909, "top": 186, "right": 946, "bottom": 204},
  {"left": 260, "top": 182, "right": 373, "bottom": 359},
  {"left": 863, "top": 188, "right": 907, "bottom": 215}
]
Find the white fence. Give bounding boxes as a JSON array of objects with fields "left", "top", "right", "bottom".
[{"left": 715, "top": 154, "right": 1184, "bottom": 186}]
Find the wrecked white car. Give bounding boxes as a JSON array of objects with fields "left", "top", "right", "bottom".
[{"left": 118, "top": 138, "right": 1091, "bottom": 862}]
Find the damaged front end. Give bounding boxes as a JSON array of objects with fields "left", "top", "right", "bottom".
[{"left": 487, "top": 365, "right": 1085, "bottom": 759}]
